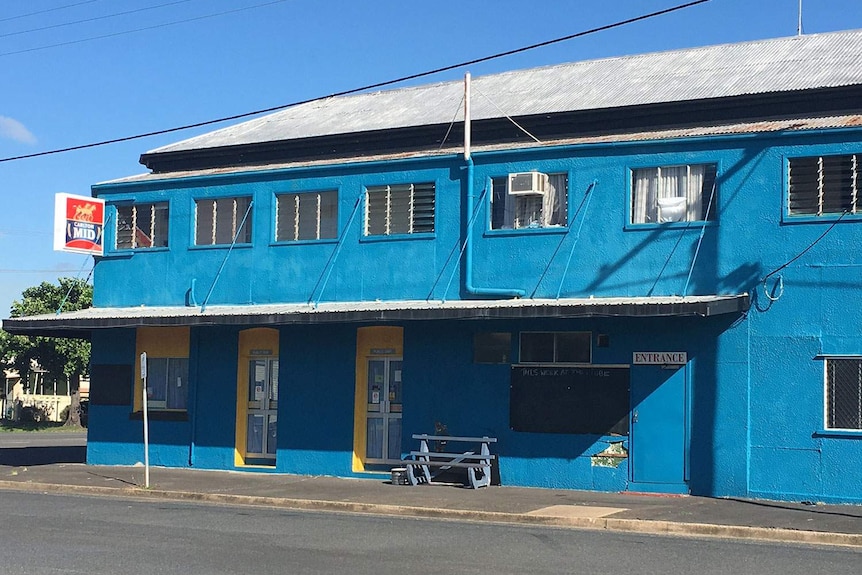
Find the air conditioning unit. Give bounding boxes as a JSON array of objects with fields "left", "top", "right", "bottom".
[{"left": 508, "top": 171, "right": 549, "bottom": 196}]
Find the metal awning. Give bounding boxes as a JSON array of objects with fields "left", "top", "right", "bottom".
[{"left": 2, "top": 295, "right": 749, "bottom": 339}]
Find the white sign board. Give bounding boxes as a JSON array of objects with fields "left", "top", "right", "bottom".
[{"left": 633, "top": 352, "right": 687, "bottom": 365}]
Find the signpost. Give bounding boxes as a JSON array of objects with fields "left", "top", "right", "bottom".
[{"left": 141, "top": 352, "right": 150, "bottom": 489}]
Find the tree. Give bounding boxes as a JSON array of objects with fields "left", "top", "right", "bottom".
[{"left": 1, "top": 278, "right": 92, "bottom": 426}]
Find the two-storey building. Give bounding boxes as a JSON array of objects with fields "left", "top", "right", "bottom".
[{"left": 6, "top": 29, "right": 862, "bottom": 502}]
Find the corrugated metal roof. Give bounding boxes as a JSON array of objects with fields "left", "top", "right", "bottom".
[
  {"left": 2, "top": 295, "right": 750, "bottom": 337},
  {"left": 148, "top": 29, "right": 862, "bottom": 155},
  {"left": 101, "top": 114, "right": 862, "bottom": 186}
]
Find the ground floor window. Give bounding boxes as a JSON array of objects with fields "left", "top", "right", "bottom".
[
  {"left": 146, "top": 357, "right": 189, "bottom": 410},
  {"left": 519, "top": 331, "right": 591, "bottom": 364},
  {"left": 825, "top": 357, "right": 862, "bottom": 430}
]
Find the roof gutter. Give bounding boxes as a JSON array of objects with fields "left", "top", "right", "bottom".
[{"left": 463, "top": 72, "right": 525, "bottom": 299}]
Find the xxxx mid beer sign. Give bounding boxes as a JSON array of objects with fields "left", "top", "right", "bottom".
[{"left": 53, "top": 193, "right": 105, "bottom": 256}]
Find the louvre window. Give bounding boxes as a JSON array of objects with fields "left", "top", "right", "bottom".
[
  {"left": 364, "top": 183, "right": 435, "bottom": 236},
  {"left": 825, "top": 358, "right": 862, "bottom": 431},
  {"left": 116, "top": 202, "right": 169, "bottom": 249},
  {"left": 789, "top": 154, "right": 861, "bottom": 216},
  {"left": 491, "top": 173, "right": 568, "bottom": 230},
  {"left": 195, "top": 196, "right": 253, "bottom": 245},
  {"left": 631, "top": 164, "right": 717, "bottom": 224},
  {"left": 276, "top": 191, "right": 338, "bottom": 241}
]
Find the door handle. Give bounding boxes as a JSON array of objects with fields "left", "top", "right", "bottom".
[{"left": 632, "top": 410, "right": 639, "bottom": 423}]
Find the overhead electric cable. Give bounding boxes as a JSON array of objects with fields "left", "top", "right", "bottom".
[
  {"left": 0, "top": 0, "right": 711, "bottom": 164},
  {"left": 0, "top": 0, "right": 100, "bottom": 23},
  {"left": 0, "top": 0, "right": 193, "bottom": 39},
  {"left": 0, "top": 0, "right": 289, "bottom": 57}
]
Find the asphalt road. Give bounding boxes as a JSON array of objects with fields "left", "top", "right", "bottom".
[
  {"left": 1, "top": 491, "right": 859, "bottom": 575},
  {"left": 0, "top": 431, "right": 86, "bottom": 466}
]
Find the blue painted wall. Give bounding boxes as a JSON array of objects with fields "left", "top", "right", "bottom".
[{"left": 86, "top": 128, "right": 862, "bottom": 502}]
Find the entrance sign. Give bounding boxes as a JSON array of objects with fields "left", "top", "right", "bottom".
[
  {"left": 633, "top": 352, "right": 687, "bottom": 365},
  {"left": 53, "top": 193, "right": 105, "bottom": 255}
]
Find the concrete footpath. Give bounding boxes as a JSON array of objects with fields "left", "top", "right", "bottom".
[{"left": 1, "top": 460, "right": 861, "bottom": 548}]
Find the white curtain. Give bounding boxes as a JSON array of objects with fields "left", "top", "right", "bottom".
[
  {"left": 687, "top": 165, "right": 705, "bottom": 221},
  {"left": 632, "top": 168, "right": 657, "bottom": 223},
  {"left": 633, "top": 166, "right": 709, "bottom": 223}
]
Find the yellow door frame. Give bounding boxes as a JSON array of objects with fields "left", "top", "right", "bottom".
[{"left": 353, "top": 326, "right": 403, "bottom": 472}]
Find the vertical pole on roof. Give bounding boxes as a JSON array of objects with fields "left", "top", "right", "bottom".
[
  {"left": 797, "top": 0, "right": 803, "bottom": 35},
  {"left": 464, "top": 73, "right": 471, "bottom": 161}
]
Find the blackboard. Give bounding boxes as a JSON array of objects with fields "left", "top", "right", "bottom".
[
  {"left": 510, "top": 365, "right": 629, "bottom": 435},
  {"left": 89, "top": 364, "right": 133, "bottom": 406}
]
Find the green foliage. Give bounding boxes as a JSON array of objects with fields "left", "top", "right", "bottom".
[{"left": 1, "top": 278, "right": 92, "bottom": 380}]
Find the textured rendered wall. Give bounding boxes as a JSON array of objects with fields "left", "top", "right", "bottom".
[{"left": 86, "top": 128, "right": 862, "bottom": 500}]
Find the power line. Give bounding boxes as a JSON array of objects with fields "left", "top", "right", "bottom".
[
  {"left": 0, "top": 0, "right": 100, "bottom": 24},
  {"left": 0, "top": 0, "right": 193, "bottom": 39},
  {"left": 0, "top": 0, "right": 290, "bottom": 57},
  {"left": 0, "top": 0, "right": 711, "bottom": 165}
]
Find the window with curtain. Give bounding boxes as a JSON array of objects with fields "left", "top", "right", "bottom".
[
  {"left": 491, "top": 173, "right": 568, "bottom": 230},
  {"left": 195, "top": 196, "right": 253, "bottom": 245},
  {"left": 631, "top": 164, "right": 717, "bottom": 224},
  {"left": 789, "top": 154, "right": 861, "bottom": 216},
  {"left": 276, "top": 190, "right": 338, "bottom": 241},
  {"left": 115, "top": 202, "right": 169, "bottom": 249}
]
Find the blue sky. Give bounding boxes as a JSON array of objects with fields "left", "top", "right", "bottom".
[{"left": 1, "top": 0, "right": 861, "bottom": 317}]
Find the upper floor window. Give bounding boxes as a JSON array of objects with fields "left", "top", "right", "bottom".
[
  {"left": 276, "top": 191, "right": 338, "bottom": 241},
  {"left": 789, "top": 154, "right": 861, "bottom": 216},
  {"left": 520, "top": 331, "right": 591, "bottom": 364},
  {"left": 365, "top": 183, "right": 435, "bottom": 236},
  {"left": 195, "top": 196, "right": 252, "bottom": 245},
  {"left": 631, "top": 164, "right": 717, "bottom": 224},
  {"left": 491, "top": 172, "right": 567, "bottom": 230},
  {"left": 825, "top": 357, "right": 862, "bottom": 431},
  {"left": 116, "top": 202, "right": 169, "bottom": 249}
]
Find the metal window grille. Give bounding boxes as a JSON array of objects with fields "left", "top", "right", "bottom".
[
  {"left": 825, "top": 358, "right": 862, "bottom": 430},
  {"left": 789, "top": 154, "right": 860, "bottom": 216},
  {"left": 365, "top": 183, "right": 435, "bottom": 236}
]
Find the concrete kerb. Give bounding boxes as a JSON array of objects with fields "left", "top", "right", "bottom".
[{"left": 1, "top": 480, "right": 860, "bottom": 549}]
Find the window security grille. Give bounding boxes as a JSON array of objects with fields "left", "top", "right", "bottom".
[
  {"left": 116, "top": 203, "right": 169, "bottom": 249},
  {"left": 826, "top": 358, "right": 862, "bottom": 430},
  {"left": 195, "top": 197, "right": 252, "bottom": 245},
  {"left": 276, "top": 191, "right": 338, "bottom": 241},
  {"left": 364, "top": 183, "right": 435, "bottom": 236},
  {"left": 789, "top": 154, "right": 861, "bottom": 216}
]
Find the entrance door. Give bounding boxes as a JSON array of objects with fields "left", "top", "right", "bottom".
[
  {"left": 630, "top": 364, "right": 687, "bottom": 490},
  {"left": 246, "top": 357, "right": 278, "bottom": 460},
  {"left": 365, "top": 358, "right": 402, "bottom": 463}
]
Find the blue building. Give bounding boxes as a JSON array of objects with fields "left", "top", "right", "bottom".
[{"left": 6, "top": 30, "right": 862, "bottom": 503}]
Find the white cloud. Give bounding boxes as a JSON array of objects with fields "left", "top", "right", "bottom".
[{"left": 0, "top": 116, "right": 37, "bottom": 144}]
